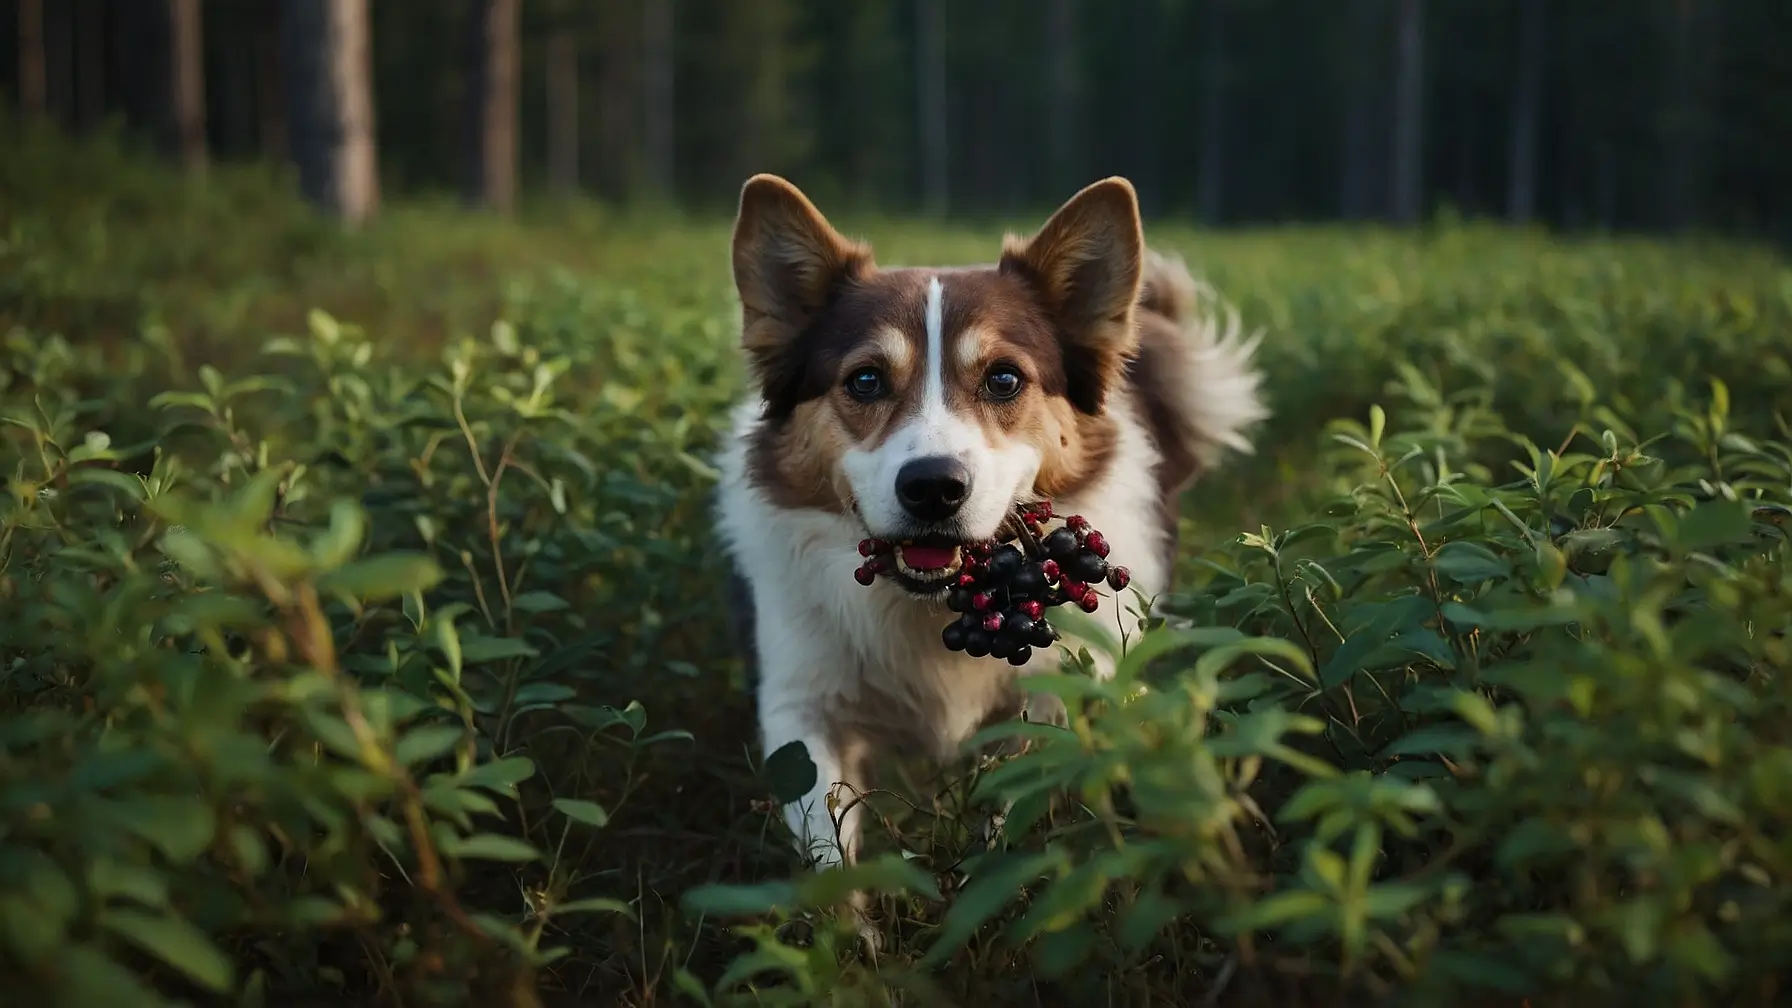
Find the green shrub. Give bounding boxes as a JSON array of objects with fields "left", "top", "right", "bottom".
[{"left": 3, "top": 130, "right": 1789, "bottom": 1007}]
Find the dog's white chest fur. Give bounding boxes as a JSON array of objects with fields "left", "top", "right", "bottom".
[{"left": 714, "top": 394, "right": 1170, "bottom": 865}]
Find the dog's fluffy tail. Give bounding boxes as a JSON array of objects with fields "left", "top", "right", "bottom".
[{"left": 1133, "top": 248, "right": 1270, "bottom": 482}]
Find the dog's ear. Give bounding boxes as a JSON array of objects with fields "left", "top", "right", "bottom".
[
  {"left": 999, "top": 177, "right": 1144, "bottom": 413},
  {"left": 732, "top": 175, "right": 874, "bottom": 414}
]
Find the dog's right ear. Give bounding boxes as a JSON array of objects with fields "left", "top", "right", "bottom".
[{"left": 731, "top": 175, "right": 874, "bottom": 412}]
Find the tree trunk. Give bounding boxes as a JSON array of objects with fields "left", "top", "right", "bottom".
[
  {"left": 282, "top": 0, "right": 380, "bottom": 225},
  {"left": 258, "top": 3, "right": 287, "bottom": 161},
  {"left": 1044, "top": 0, "right": 1079, "bottom": 195},
  {"left": 1506, "top": 0, "right": 1544, "bottom": 223},
  {"left": 169, "top": 0, "right": 207, "bottom": 174},
  {"left": 75, "top": 0, "right": 106, "bottom": 132},
  {"left": 1389, "top": 0, "right": 1425, "bottom": 224},
  {"left": 546, "top": 27, "right": 579, "bottom": 194},
  {"left": 1195, "top": 0, "right": 1228, "bottom": 225},
  {"left": 465, "top": 0, "right": 520, "bottom": 212},
  {"left": 17, "top": 0, "right": 47, "bottom": 122},
  {"left": 915, "top": 0, "right": 949, "bottom": 216},
  {"left": 641, "top": 0, "right": 675, "bottom": 197},
  {"left": 1658, "top": 0, "right": 1717, "bottom": 232},
  {"left": 1339, "top": 0, "right": 1384, "bottom": 219}
]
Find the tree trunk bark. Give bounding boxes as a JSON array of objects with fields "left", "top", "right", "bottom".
[
  {"left": 169, "top": 0, "right": 207, "bottom": 174},
  {"left": 282, "top": 0, "right": 379, "bottom": 225},
  {"left": 1339, "top": 0, "right": 1383, "bottom": 219},
  {"left": 465, "top": 0, "right": 520, "bottom": 212},
  {"left": 18, "top": 0, "right": 48, "bottom": 121},
  {"left": 641, "top": 0, "right": 675, "bottom": 197},
  {"left": 1506, "top": 0, "right": 1544, "bottom": 223},
  {"left": 1389, "top": 0, "right": 1425, "bottom": 224},
  {"left": 75, "top": 0, "right": 106, "bottom": 132},
  {"left": 1044, "top": 0, "right": 1078, "bottom": 195},
  {"left": 258, "top": 3, "right": 287, "bottom": 161},
  {"left": 1195, "top": 0, "right": 1228, "bottom": 224},
  {"left": 546, "top": 27, "right": 580, "bottom": 194},
  {"left": 915, "top": 0, "right": 949, "bottom": 216},
  {"left": 1657, "top": 0, "right": 1718, "bottom": 232}
]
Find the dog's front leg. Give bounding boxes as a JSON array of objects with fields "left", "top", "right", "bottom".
[{"left": 753, "top": 617, "right": 883, "bottom": 950}]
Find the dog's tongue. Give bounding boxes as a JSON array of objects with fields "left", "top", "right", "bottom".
[{"left": 900, "top": 544, "right": 957, "bottom": 570}]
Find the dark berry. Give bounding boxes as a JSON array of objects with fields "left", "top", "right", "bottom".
[
  {"left": 1062, "top": 580, "right": 1086, "bottom": 600},
  {"left": 1007, "top": 614, "right": 1036, "bottom": 639},
  {"left": 943, "top": 622, "right": 968, "bottom": 651},
  {"left": 972, "top": 592, "right": 994, "bottom": 611},
  {"left": 1078, "top": 593, "right": 1100, "bottom": 613},
  {"left": 1007, "top": 645, "right": 1033, "bottom": 667},
  {"left": 990, "top": 545, "right": 1025, "bottom": 578},
  {"left": 1041, "top": 559, "right": 1061, "bottom": 582},
  {"left": 1084, "top": 531, "right": 1110, "bottom": 558},
  {"left": 1020, "top": 600, "right": 1044, "bottom": 620},
  {"left": 1011, "top": 566, "right": 1046, "bottom": 597},
  {"left": 948, "top": 588, "right": 972, "bottom": 612},
  {"left": 1107, "top": 566, "right": 1131, "bottom": 591},
  {"left": 1042, "top": 528, "right": 1079, "bottom": 559},
  {"left": 1067, "top": 552, "right": 1108, "bottom": 584},
  {"left": 1029, "top": 622, "right": 1056, "bottom": 648},
  {"left": 853, "top": 566, "right": 876, "bottom": 586},
  {"left": 982, "top": 612, "right": 1005, "bottom": 633},
  {"left": 858, "top": 538, "right": 882, "bottom": 557},
  {"left": 867, "top": 555, "right": 891, "bottom": 574},
  {"left": 965, "top": 630, "right": 992, "bottom": 658}
]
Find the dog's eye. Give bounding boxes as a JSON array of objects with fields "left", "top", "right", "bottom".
[
  {"left": 845, "top": 367, "right": 885, "bottom": 401},
  {"left": 983, "top": 365, "right": 1024, "bottom": 400}
]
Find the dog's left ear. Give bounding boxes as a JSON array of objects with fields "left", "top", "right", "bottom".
[
  {"left": 999, "top": 177, "right": 1145, "bottom": 413},
  {"left": 732, "top": 174, "right": 874, "bottom": 415}
]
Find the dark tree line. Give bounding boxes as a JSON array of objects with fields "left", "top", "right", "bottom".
[{"left": 5, "top": 0, "right": 1788, "bottom": 240}]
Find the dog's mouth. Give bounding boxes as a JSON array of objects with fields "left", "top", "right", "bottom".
[{"left": 881, "top": 536, "right": 966, "bottom": 595}]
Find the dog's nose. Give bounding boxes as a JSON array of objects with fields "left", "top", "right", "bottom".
[{"left": 895, "top": 456, "right": 972, "bottom": 522}]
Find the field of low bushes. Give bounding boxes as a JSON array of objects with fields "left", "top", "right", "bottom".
[{"left": 3, "top": 125, "right": 1790, "bottom": 1007}]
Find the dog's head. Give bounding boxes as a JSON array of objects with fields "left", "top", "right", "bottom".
[{"left": 732, "top": 175, "right": 1144, "bottom": 597}]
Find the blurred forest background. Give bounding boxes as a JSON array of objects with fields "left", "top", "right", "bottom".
[{"left": 4, "top": 0, "right": 1788, "bottom": 238}]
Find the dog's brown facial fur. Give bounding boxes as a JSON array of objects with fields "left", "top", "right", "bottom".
[{"left": 731, "top": 175, "right": 1148, "bottom": 522}]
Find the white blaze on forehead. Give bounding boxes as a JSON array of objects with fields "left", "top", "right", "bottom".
[{"left": 922, "top": 275, "right": 946, "bottom": 414}]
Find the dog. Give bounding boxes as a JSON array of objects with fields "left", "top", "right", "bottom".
[{"left": 713, "top": 174, "right": 1267, "bottom": 879}]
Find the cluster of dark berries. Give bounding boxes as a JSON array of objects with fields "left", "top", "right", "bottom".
[{"left": 849, "top": 501, "right": 1130, "bottom": 665}]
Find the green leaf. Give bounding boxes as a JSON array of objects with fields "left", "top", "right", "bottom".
[
  {"left": 511, "top": 590, "right": 570, "bottom": 613},
  {"left": 512, "top": 681, "right": 576, "bottom": 707},
  {"left": 394, "top": 724, "right": 464, "bottom": 766},
  {"left": 1674, "top": 499, "right": 1754, "bottom": 551},
  {"left": 443, "top": 833, "right": 543, "bottom": 862},
  {"left": 100, "top": 908, "right": 234, "bottom": 993},
  {"left": 921, "top": 850, "right": 1065, "bottom": 968},
  {"left": 1432, "top": 541, "right": 1512, "bottom": 585},
  {"left": 763, "top": 739, "right": 818, "bottom": 804},
  {"left": 50, "top": 945, "right": 172, "bottom": 1007},
  {"left": 316, "top": 553, "right": 443, "bottom": 602},
  {"left": 549, "top": 897, "right": 636, "bottom": 919},
  {"left": 552, "top": 798, "right": 610, "bottom": 828},
  {"left": 680, "top": 880, "right": 799, "bottom": 917},
  {"left": 1215, "top": 889, "right": 1330, "bottom": 934},
  {"left": 105, "top": 795, "right": 217, "bottom": 864},
  {"left": 458, "top": 634, "right": 540, "bottom": 664},
  {"left": 457, "top": 755, "right": 537, "bottom": 794},
  {"left": 68, "top": 467, "right": 148, "bottom": 501}
]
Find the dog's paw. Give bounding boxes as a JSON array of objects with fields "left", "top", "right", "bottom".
[{"left": 979, "top": 806, "right": 1009, "bottom": 850}]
